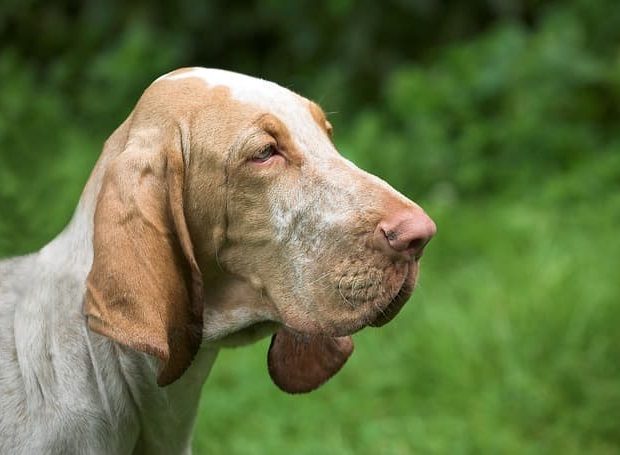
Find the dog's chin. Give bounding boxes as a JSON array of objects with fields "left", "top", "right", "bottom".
[
  {"left": 367, "top": 260, "right": 416, "bottom": 327},
  {"left": 368, "top": 279, "right": 413, "bottom": 327}
]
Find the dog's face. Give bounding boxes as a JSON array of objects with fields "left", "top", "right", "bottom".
[
  {"left": 163, "top": 69, "right": 435, "bottom": 336},
  {"left": 85, "top": 68, "right": 435, "bottom": 391}
]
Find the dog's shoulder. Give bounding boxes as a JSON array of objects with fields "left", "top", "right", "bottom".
[{"left": 0, "top": 252, "right": 140, "bottom": 454}]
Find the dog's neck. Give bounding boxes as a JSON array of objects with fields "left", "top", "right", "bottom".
[{"left": 121, "top": 345, "right": 219, "bottom": 454}]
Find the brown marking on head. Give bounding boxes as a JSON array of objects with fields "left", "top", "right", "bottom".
[{"left": 308, "top": 100, "right": 333, "bottom": 139}]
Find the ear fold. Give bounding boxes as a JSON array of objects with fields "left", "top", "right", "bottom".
[
  {"left": 267, "top": 329, "right": 354, "bottom": 394},
  {"left": 85, "top": 131, "right": 204, "bottom": 386}
]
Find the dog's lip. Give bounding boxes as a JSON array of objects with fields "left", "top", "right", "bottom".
[
  {"left": 279, "top": 261, "right": 418, "bottom": 337},
  {"left": 368, "top": 263, "right": 415, "bottom": 327}
]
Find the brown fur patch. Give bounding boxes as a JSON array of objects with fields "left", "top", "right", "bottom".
[{"left": 308, "top": 100, "right": 333, "bottom": 138}]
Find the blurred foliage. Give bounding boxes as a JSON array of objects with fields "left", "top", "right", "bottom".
[
  {"left": 345, "top": 6, "right": 620, "bottom": 197},
  {"left": 1, "top": 0, "right": 620, "bottom": 453}
]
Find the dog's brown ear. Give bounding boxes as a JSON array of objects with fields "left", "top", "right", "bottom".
[
  {"left": 85, "top": 129, "right": 204, "bottom": 386},
  {"left": 267, "top": 329, "right": 354, "bottom": 394}
]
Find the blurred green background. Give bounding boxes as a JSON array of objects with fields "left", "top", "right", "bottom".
[{"left": 2, "top": 0, "right": 620, "bottom": 453}]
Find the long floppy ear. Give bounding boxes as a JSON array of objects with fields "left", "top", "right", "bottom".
[
  {"left": 268, "top": 329, "right": 354, "bottom": 394},
  {"left": 85, "top": 129, "right": 204, "bottom": 386}
]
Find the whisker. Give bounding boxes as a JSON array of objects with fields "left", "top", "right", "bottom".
[
  {"left": 351, "top": 276, "right": 366, "bottom": 301},
  {"left": 373, "top": 287, "right": 391, "bottom": 318},
  {"left": 214, "top": 244, "right": 223, "bottom": 272},
  {"left": 306, "top": 270, "right": 332, "bottom": 287},
  {"left": 337, "top": 276, "right": 355, "bottom": 309},
  {"left": 373, "top": 299, "right": 388, "bottom": 319}
]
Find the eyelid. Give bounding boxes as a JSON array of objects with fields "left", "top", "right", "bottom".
[
  {"left": 253, "top": 143, "right": 277, "bottom": 162},
  {"left": 259, "top": 139, "right": 278, "bottom": 155},
  {"left": 239, "top": 126, "right": 286, "bottom": 165}
]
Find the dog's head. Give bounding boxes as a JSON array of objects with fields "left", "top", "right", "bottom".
[{"left": 85, "top": 68, "right": 435, "bottom": 392}]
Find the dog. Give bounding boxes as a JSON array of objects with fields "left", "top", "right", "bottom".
[{"left": 0, "top": 68, "right": 436, "bottom": 454}]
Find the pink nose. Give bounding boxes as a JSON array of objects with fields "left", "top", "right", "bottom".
[{"left": 374, "top": 209, "right": 437, "bottom": 259}]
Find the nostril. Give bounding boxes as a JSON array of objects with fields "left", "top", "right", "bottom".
[
  {"left": 383, "top": 229, "right": 397, "bottom": 243},
  {"left": 382, "top": 227, "right": 427, "bottom": 256},
  {"left": 375, "top": 210, "right": 436, "bottom": 259}
]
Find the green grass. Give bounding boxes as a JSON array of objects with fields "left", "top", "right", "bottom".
[{"left": 193, "top": 176, "right": 620, "bottom": 454}]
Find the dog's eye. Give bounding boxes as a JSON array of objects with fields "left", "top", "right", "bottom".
[{"left": 252, "top": 144, "right": 277, "bottom": 163}]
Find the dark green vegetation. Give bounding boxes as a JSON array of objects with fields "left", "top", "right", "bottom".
[{"left": 2, "top": 1, "right": 619, "bottom": 453}]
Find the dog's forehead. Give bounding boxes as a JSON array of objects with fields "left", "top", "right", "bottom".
[{"left": 158, "top": 68, "right": 315, "bottom": 122}]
